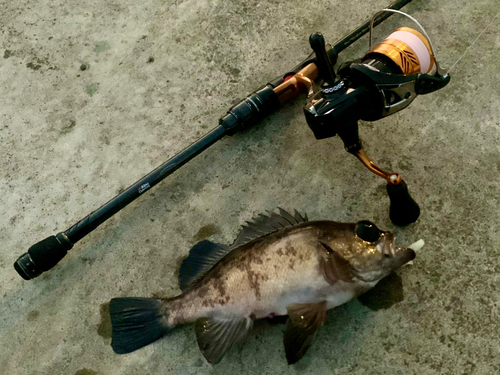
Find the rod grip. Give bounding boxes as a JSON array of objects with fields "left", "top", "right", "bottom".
[
  {"left": 386, "top": 180, "right": 420, "bottom": 226},
  {"left": 219, "top": 85, "right": 280, "bottom": 135},
  {"left": 14, "top": 234, "right": 73, "bottom": 280}
]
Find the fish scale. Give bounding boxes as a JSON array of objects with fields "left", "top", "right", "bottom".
[{"left": 168, "top": 227, "right": 328, "bottom": 323}]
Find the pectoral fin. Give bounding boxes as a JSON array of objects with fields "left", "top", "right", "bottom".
[
  {"left": 319, "top": 242, "right": 356, "bottom": 284},
  {"left": 284, "top": 301, "right": 327, "bottom": 364},
  {"left": 195, "top": 315, "right": 253, "bottom": 364}
]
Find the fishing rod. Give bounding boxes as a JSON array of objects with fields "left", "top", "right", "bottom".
[{"left": 14, "top": 0, "right": 450, "bottom": 280}]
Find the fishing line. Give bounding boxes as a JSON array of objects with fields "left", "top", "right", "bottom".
[
  {"left": 448, "top": 9, "right": 500, "bottom": 72},
  {"left": 370, "top": 9, "right": 437, "bottom": 55},
  {"left": 370, "top": 7, "right": 500, "bottom": 75},
  {"left": 369, "top": 8, "right": 446, "bottom": 75}
]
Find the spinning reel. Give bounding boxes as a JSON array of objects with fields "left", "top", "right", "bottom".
[
  {"left": 14, "top": 1, "right": 450, "bottom": 281},
  {"left": 274, "top": 11, "right": 450, "bottom": 226}
]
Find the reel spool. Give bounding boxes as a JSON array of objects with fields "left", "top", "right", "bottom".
[{"left": 364, "top": 27, "right": 435, "bottom": 75}]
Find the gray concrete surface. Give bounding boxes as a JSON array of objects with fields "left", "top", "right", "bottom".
[{"left": 1, "top": 0, "right": 499, "bottom": 373}]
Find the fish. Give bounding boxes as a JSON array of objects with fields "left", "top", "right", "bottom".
[{"left": 109, "top": 208, "right": 415, "bottom": 364}]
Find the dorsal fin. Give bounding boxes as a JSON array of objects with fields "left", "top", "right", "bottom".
[
  {"left": 178, "top": 241, "right": 231, "bottom": 292},
  {"left": 232, "top": 208, "right": 308, "bottom": 248},
  {"left": 179, "top": 209, "right": 308, "bottom": 292}
]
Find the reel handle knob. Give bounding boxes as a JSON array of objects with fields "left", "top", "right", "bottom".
[
  {"left": 386, "top": 180, "right": 420, "bottom": 227},
  {"left": 309, "top": 32, "right": 337, "bottom": 85}
]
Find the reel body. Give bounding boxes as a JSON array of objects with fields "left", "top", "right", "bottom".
[
  {"left": 305, "top": 27, "right": 450, "bottom": 140},
  {"left": 299, "top": 24, "right": 450, "bottom": 226}
]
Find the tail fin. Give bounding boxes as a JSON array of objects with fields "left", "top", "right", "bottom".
[{"left": 109, "top": 297, "right": 171, "bottom": 354}]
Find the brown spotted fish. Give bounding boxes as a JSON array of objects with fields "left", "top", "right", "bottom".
[{"left": 109, "top": 209, "right": 415, "bottom": 364}]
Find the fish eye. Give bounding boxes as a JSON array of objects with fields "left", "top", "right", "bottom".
[{"left": 355, "top": 221, "right": 381, "bottom": 243}]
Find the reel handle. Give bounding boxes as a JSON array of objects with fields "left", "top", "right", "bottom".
[
  {"left": 337, "top": 128, "right": 420, "bottom": 227},
  {"left": 386, "top": 180, "right": 420, "bottom": 226}
]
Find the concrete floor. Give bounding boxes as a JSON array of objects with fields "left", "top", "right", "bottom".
[{"left": 1, "top": 0, "right": 499, "bottom": 373}]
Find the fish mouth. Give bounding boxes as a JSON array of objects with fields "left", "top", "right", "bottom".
[{"left": 389, "top": 248, "right": 416, "bottom": 270}]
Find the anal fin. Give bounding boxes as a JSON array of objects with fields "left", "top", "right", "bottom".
[
  {"left": 195, "top": 314, "right": 253, "bottom": 364},
  {"left": 284, "top": 301, "right": 327, "bottom": 364}
]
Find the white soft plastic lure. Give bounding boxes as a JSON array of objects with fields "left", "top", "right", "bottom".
[{"left": 406, "top": 239, "right": 425, "bottom": 265}]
